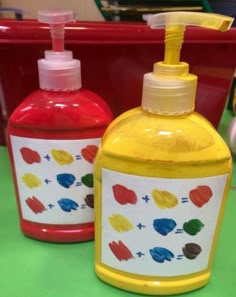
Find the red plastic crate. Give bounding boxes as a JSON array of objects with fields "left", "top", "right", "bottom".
[{"left": 0, "top": 19, "right": 236, "bottom": 144}]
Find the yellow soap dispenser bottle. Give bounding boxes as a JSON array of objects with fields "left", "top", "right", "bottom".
[{"left": 94, "top": 12, "right": 233, "bottom": 295}]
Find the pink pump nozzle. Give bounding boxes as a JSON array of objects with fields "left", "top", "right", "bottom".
[
  {"left": 38, "top": 10, "right": 74, "bottom": 52},
  {"left": 37, "top": 10, "right": 81, "bottom": 91}
]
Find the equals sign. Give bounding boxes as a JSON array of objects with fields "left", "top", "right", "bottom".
[
  {"left": 75, "top": 182, "right": 82, "bottom": 187},
  {"left": 177, "top": 254, "right": 184, "bottom": 260},
  {"left": 175, "top": 229, "right": 184, "bottom": 234},
  {"left": 75, "top": 155, "right": 82, "bottom": 160},
  {"left": 181, "top": 197, "right": 189, "bottom": 203},
  {"left": 81, "top": 204, "right": 86, "bottom": 209}
]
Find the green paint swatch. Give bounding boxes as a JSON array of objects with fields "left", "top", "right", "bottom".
[
  {"left": 81, "top": 173, "right": 94, "bottom": 188},
  {"left": 183, "top": 219, "right": 204, "bottom": 236}
]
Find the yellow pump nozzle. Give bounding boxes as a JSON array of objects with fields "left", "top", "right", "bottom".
[
  {"left": 148, "top": 12, "right": 234, "bottom": 65},
  {"left": 141, "top": 12, "right": 234, "bottom": 115}
]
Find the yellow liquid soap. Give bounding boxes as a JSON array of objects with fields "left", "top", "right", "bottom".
[{"left": 95, "top": 107, "right": 232, "bottom": 295}]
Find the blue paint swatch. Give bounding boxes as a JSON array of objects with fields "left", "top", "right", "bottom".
[
  {"left": 150, "top": 247, "right": 174, "bottom": 263},
  {"left": 56, "top": 173, "right": 76, "bottom": 188},
  {"left": 58, "top": 198, "right": 79, "bottom": 212},
  {"left": 153, "top": 218, "right": 177, "bottom": 236}
]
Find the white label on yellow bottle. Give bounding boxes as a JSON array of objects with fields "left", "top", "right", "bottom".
[
  {"left": 101, "top": 168, "right": 228, "bottom": 277},
  {"left": 10, "top": 135, "right": 100, "bottom": 225}
]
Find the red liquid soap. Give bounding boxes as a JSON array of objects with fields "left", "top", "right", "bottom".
[{"left": 7, "top": 10, "right": 113, "bottom": 242}]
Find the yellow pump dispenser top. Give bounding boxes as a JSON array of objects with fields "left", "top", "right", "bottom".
[{"left": 142, "top": 12, "right": 233, "bottom": 115}]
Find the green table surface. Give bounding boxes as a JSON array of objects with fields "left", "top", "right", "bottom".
[{"left": 1, "top": 110, "right": 236, "bottom": 297}]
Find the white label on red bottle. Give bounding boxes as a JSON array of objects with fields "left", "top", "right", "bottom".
[
  {"left": 101, "top": 168, "right": 228, "bottom": 277},
  {"left": 10, "top": 135, "right": 100, "bottom": 225}
]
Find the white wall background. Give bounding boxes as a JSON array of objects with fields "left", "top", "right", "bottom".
[{"left": 1, "top": 0, "right": 104, "bottom": 20}]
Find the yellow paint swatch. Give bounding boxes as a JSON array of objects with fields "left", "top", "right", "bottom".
[
  {"left": 51, "top": 149, "right": 74, "bottom": 165},
  {"left": 22, "top": 173, "right": 42, "bottom": 189},
  {"left": 108, "top": 214, "right": 134, "bottom": 232},
  {"left": 152, "top": 189, "right": 178, "bottom": 209}
]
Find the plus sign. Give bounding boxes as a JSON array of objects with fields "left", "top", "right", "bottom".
[
  {"left": 136, "top": 251, "right": 145, "bottom": 258},
  {"left": 137, "top": 223, "right": 146, "bottom": 230},
  {"left": 48, "top": 204, "right": 55, "bottom": 209},
  {"left": 142, "top": 195, "right": 150, "bottom": 203},
  {"left": 44, "top": 178, "right": 52, "bottom": 184},
  {"left": 44, "top": 154, "right": 51, "bottom": 161}
]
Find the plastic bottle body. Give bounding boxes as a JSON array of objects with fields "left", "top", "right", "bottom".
[
  {"left": 7, "top": 88, "right": 113, "bottom": 242},
  {"left": 94, "top": 107, "right": 232, "bottom": 295}
]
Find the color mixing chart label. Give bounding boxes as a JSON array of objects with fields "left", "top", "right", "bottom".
[
  {"left": 10, "top": 136, "right": 100, "bottom": 224},
  {"left": 101, "top": 169, "right": 228, "bottom": 277}
]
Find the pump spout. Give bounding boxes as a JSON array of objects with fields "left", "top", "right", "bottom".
[
  {"left": 148, "top": 12, "right": 234, "bottom": 66},
  {"left": 38, "top": 10, "right": 74, "bottom": 52},
  {"left": 164, "top": 24, "right": 185, "bottom": 65}
]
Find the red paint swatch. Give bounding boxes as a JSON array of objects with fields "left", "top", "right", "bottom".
[
  {"left": 189, "top": 185, "right": 213, "bottom": 207},
  {"left": 25, "top": 196, "right": 46, "bottom": 214},
  {"left": 20, "top": 147, "right": 41, "bottom": 164},
  {"left": 112, "top": 184, "right": 137, "bottom": 205},
  {"left": 109, "top": 240, "right": 134, "bottom": 261},
  {"left": 81, "top": 145, "right": 98, "bottom": 163}
]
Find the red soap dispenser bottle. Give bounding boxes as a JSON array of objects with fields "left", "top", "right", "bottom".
[{"left": 7, "top": 10, "right": 113, "bottom": 242}]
